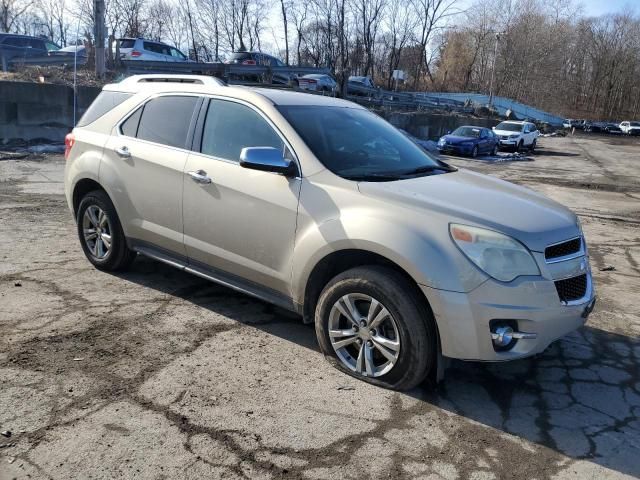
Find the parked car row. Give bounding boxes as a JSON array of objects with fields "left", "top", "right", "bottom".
[
  {"left": 436, "top": 121, "right": 539, "bottom": 157},
  {"left": 0, "top": 32, "right": 88, "bottom": 65},
  {"left": 563, "top": 118, "right": 640, "bottom": 135}
]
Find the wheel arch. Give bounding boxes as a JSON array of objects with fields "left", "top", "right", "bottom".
[
  {"left": 301, "top": 248, "right": 436, "bottom": 330},
  {"left": 72, "top": 178, "right": 106, "bottom": 216}
]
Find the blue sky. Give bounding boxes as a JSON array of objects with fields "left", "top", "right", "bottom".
[{"left": 580, "top": 0, "right": 637, "bottom": 16}]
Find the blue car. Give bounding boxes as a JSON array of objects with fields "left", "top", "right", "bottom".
[{"left": 437, "top": 126, "right": 499, "bottom": 157}]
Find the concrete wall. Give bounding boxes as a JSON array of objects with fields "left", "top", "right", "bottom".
[
  {"left": 0, "top": 81, "right": 101, "bottom": 144},
  {"left": 382, "top": 111, "right": 499, "bottom": 140}
]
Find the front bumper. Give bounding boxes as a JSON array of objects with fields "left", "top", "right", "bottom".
[
  {"left": 498, "top": 138, "right": 519, "bottom": 147},
  {"left": 422, "top": 269, "right": 595, "bottom": 361},
  {"left": 437, "top": 144, "right": 473, "bottom": 155}
]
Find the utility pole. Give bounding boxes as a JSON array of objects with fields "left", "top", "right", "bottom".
[
  {"left": 488, "top": 32, "right": 504, "bottom": 107},
  {"left": 94, "top": 0, "right": 106, "bottom": 77}
]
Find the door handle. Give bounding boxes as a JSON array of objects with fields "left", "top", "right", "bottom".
[
  {"left": 187, "top": 170, "right": 212, "bottom": 184},
  {"left": 115, "top": 146, "right": 131, "bottom": 158}
]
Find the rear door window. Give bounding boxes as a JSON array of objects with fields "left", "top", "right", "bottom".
[
  {"left": 136, "top": 96, "right": 198, "bottom": 148},
  {"left": 77, "top": 91, "right": 132, "bottom": 127},
  {"left": 201, "top": 99, "right": 283, "bottom": 161}
]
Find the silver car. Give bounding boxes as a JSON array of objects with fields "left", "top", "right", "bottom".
[
  {"left": 118, "top": 38, "right": 189, "bottom": 62},
  {"left": 64, "top": 75, "right": 596, "bottom": 390}
]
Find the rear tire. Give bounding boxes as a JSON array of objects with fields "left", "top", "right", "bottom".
[
  {"left": 315, "top": 266, "right": 436, "bottom": 391},
  {"left": 77, "top": 190, "right": 136, "bottom": 272}
]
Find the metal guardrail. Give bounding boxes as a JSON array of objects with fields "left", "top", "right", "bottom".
[
  {"left": 1, "top": 55, "right": 88, "bottom": 71},
  {"left": 120, "top": 60, "right": 330, "bottom": 78}
]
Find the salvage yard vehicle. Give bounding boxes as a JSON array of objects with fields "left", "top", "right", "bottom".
[
  {"left": 620, "top": 121, "right": 640, "bottom": 135},
  {"left": 64, "top": 75, "right": 596, "bottom": 390},
  {"left": 117, "top": 38, "right": 189, "bottom": 62},
  {"left": 297, "top": 74, "right": 337, "bottom": 93},
  {"left": 0, "top": 33, "right": 60, "bottom": 63},
  {"left": 493, "top": 120, "right": 539, "bottom": 151},
  {"left": 603, "top": 123, "right": 622, "bottom": 134},
  {"left": 226, "top": 51, "right": 296, "bottom": 86},
  {"left": 437, "top": 126, "right": 498, "bottom": 158}
]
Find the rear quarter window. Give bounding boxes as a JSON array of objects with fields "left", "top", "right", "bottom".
[
  {"left": 76, "top": 91, "right": 133, "bottom": 127},
  {"left": 119, "top": 39, "right": 135, "bottom": 48}
]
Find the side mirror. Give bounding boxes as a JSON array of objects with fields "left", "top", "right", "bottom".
[
  {"left": 446, "top": 130, "right": 451, "bottom": 134},
  {"left": 492, "top": 126, "right": 495, "bottom": 130},
  {"left": 240, "top": 147, "right": 296, "bottom": 176}
]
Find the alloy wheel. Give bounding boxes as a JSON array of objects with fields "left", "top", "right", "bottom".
[
  {"left": 82, "top": 205, "right": 112, "bottom": 260},
  {"left": 328, "top": 293, "right": 400, "bottom": 377}
]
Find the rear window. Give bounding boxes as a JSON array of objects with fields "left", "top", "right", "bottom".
[
  {"left": 136, "top": 96, "right": 198, "bottom": 148},
  {"left": 76, "top": 91, "right": 132, "bottom": 127},
  {"left": 119, "top": 39, "right": 135, "bottom": 49},
  {"left": 229, "top": 52, "right": 253, "bottom": 61}
]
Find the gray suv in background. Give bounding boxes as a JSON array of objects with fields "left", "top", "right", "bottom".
[{"left": 64, "top": 75, "right": 596, "bottom": 390}]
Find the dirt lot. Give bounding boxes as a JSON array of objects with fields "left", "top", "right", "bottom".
[{"left": 0, "top": 134, "right": 639, "bottom": 479}]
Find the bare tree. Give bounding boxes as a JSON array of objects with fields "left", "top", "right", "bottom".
[{"left": 1, "top": 0, "right": 34, "bottom": 32}]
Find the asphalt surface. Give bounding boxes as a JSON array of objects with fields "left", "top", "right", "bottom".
[{"left": 0, "top": 134, "right": 639, "bottom": 479}]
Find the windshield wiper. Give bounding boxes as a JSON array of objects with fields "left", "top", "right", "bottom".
[
  {"left": 343, "top": 173, "right": 405, "bottom": 182},
  {"left": 400, "top": 164, "right": 457, "bottom": 175}
]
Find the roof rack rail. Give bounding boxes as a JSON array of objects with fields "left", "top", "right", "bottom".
[{"left": 113, "top": 74, "right": 226, "bottom": 91}]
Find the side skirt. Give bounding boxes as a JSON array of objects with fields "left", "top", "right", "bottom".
[{"left": 130, "top": 239, "right": 302, "bottom": 315}]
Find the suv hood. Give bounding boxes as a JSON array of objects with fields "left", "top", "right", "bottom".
[
  {"left": 358, "top": 169, "right": 578, "bottom": 252},
  {"left": 493, "top": 129, "right": 522, "bottom": 136}
]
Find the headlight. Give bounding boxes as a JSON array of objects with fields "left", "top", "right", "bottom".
[
  {"left": 450, "top": 224, "right": 540, "bottom": 282},
  {"left": 509, "top": 134, "right": 520, "bottom": 139},
  {"left": 438, "top": 138, "right": 445, "bottom": 145}
]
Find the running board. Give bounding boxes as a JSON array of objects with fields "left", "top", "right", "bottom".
[{"left": 131, "top": 240, "right": 301, "bottom": 314}]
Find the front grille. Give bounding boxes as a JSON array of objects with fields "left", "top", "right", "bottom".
[
  {"left": 555, "top": 274, "right": 587, "bottom": 302},
  {"left": 545, "top": 237, "right": 582, "bottom": 260}
]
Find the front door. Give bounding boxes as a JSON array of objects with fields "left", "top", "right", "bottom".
[{"left": 182, "top": 98, "right": 301, "bottom": 296}]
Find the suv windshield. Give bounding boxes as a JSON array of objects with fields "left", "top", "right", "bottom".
[
  {"left": 451, "top": 126, "right": 481, "bottom": 138},
  {"left": 278, "top": 106, "right": 451, "bottom": 180},
  {"left": 495, "top": 122, "right": 522, "bottom": 132}
]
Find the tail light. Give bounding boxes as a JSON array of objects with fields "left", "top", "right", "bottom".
[
  {"left": 64, "top": 133, "right": 75, "bottom": 160},
  {"left": 307, "top": 79, "right": 317, "bottom": 84},
  {"left": 241, "top": 59, "right": 256, "bottom": 65},
  {"left": 131, "top": 50, "right": 142, "bottom": 57}
]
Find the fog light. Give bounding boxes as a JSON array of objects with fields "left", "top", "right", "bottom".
[
  {"left": 490, "top": 320, "right": 538, "bottom": 352},
  {"left": 492, "top": 326, "right": 514, "bottom": 347}
]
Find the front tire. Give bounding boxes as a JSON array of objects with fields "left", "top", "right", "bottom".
[
  {"left": 471, "top": 146, "right": 479, "bottom": 158},
  {"left": 315, "top": 266, "right": 436, "bottom": 391},
  {"left": 77, "top": 190, "right": 136, "bottom": 272},
  {"left": 530, "top": 139, "right": 536, "bottom": 152}
]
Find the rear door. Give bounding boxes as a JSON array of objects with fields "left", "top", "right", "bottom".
[
  {"left": 182, "top": 97, "right": 301, "bottom": 296},
  {"left": 102, "top": 94, "right": 200, "bottom": 256}
]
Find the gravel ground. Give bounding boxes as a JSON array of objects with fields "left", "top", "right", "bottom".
[{"left": 0, "top": 134, "right": 639, "bottom": 479}]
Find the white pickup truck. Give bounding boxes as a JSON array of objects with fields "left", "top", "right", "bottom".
[{"left": 493, "top": 121, "right": 539, "bottom": 152}]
